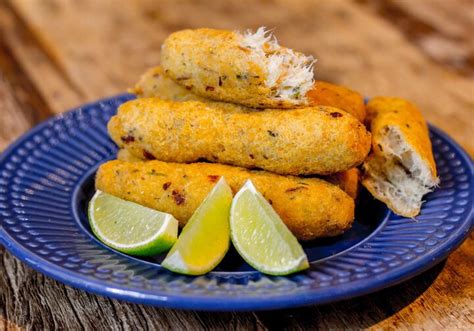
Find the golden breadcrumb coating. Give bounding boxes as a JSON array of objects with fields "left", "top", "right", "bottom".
[
  {"left": 117, "top": 149, "right": 142, "bottom": 162},
  {"left": 307, "top": 81, "right": 366, "bottom": 122},
  {"left": 108, "top": 98, "right": 371, "bottom": 175},
  {"left": 324, "top": 168, "right": 361, "bottom": 200},
  {"left": 132, "top": 67, "right": 366, "bottom": 123},
  {"left": 130, "top": 66, "right": 207, "bottom": 101},
  {"left": 117, "top": 149, "right": 361, "bottom": 200}
]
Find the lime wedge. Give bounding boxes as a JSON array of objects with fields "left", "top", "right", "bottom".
[
  {"left": 88, "top": 190, "right": 178, "bottom": 256},
  {"left": 162, "top": 177, "right": 233, "bottom": 275},
  {"left": 230, "top": 180, "right": 309, "bottom": 275}
]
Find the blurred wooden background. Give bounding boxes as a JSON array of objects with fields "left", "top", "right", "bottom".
[{"left": 0, "top": 0, "right": 473, "bottom": 330}]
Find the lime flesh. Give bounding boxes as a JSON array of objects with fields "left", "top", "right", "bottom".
[
  {"left": 88, "top": 190, "right": 178, "bottom": 256},
  {"left": 230, "top": 180, "right": 309, "bottom": 275},
  {"left": 161, "top": 177, "right": 233, "bottom": 275}
]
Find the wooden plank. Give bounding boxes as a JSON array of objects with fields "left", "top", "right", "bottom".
[
  {"left": 370, "top": 236, "right": 474, "bottom": 329},
  {"left": 0, "top": 50, "right": 38, "bottom": 151},
  {"left": 0, "top": 247, "right": 267, "bottom": 330},
  {"left": 388, "top": 0, "right": 474, "bottom": 39},
  {"left": 6, "top": 0, "right": 474, "bottom": 155},
  {"left": 359, "top": 0, "right": 474, "bottom": 77},
  {"left": 6, "top": 0, "right": 166, "bottom": 102},
  {"left": 0, "top": 2, "right": 84, "bottom": 114}
]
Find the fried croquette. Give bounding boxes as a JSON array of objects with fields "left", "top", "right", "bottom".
[
  {"left": 307, "top": 81, "right": 366, "bottom": 122},
  {"left": 362, "top": 97, "right": 438, "bottom": 217},
  {"left": 161, "top": 27, "right": 315, "bottom": 109},
  {"left": 96, "top": 160, "right": 355, "bottom": 241},
  {"left": 108, "top": 98, "right": 372, "bottom": 175}
]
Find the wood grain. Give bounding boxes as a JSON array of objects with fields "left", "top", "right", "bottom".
[
  {"left": 0, "top": 0, "right": 473, "bottom": 329},
  {"left": 0, "top": 2, "right": 84, "bottom": 114},
  {"left": 359, "top": 0, "right": 474, "bottom": 77},
  {"left": 0, "top": 48, "right": 37, "bottom": 151},
  {"left": 0, "top": 249, "right": 265, "bottom": 330}
]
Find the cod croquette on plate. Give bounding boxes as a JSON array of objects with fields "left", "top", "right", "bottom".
[{"left": 0, "top": 94, "right": 472, "bottom": 311}]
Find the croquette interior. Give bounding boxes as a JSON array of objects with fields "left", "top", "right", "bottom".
[
  {"left": 364, "top": 126, "right": 439, "bottom": 216},
  {"left": 238, "top": 27, "right": 315, "bottom": 103}
]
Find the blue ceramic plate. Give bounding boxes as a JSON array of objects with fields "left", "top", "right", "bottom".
[{"left": 0, "top": 94, "right": 472, "bottom": 311}]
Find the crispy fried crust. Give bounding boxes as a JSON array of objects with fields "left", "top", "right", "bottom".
[
  {"left": 96, "top": 160, "right": 354, "bottom": 241},
  {"left": 130, "top": 66, "right": 206, "bottom": 101},
  {"left": 109, "top": 98, "right": 371, "bottom": 175},
  {"left": 365, "top": 97, "right": 436, "bottom": 175},
  {"left": 117, "top": 148, "right": 361, "bottom": 200},
  {"left": 116, "top": 149, "right": 142, "bottom": 162},
  {"left": 132, "top": 68, "right": 366, "bottom": 124},
  {"left": 324, "top": 168, "right": 361, "bottom": 200},
  {"left": 160, "top": 28, "right": 310, "bottom": 108},
  {"left": 307, "top": 81, "right": 366, "bottom": 122}
]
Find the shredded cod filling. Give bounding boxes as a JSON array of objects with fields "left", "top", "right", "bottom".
[
  {"left": 367, "top": 158, "right": 430, "bottom": 211},
  {"left": 367, "top": 126, "right": 438, "bottom": 211},
  {"left": 238, "top": 27, "right": 315, "bottom": 102}
]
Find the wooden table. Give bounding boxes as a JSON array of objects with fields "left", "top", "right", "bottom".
[{"left": 1, "top": 0, "right": 472, "bottom": 329}]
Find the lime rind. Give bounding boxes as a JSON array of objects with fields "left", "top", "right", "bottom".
[
  {"left": 88, "top": 190, "right": 178, "bottom": 256},
  {"left": 161, "top": 177, "right": 233, "bottom": 275},
  {"left": 230, "top": 180, "right": 309, "bottom": 276}
]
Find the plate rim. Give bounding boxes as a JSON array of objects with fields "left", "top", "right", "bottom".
[{"left": 0, "top": 94, "right": 472, "bottom": 311}]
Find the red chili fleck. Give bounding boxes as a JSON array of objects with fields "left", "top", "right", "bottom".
[
  {"left": 143, "top": 150, "right": 156, "bottom": 160},
  {"left": 121, "top": 135, "right": 135, "bottom": 143},
  {"left": 185, "top": 85, "right": 193, "bottom": 90},
  {"left": 285, "top": 186, "right": 308, "bottom": 193},
  {"left": 206, "top": 86, "right": 215, "bottom": 91},
  {"left": 172, "top": 190, "right": 185, "bottom": 205},
  {"left": 249, "top": 154, "right": 255, "bottom": 159},
  {"left": 330, "top": 112, "right": 343, "bottom": 118},
  {"left": 237, "top": 46, "right": 251, "bottom": 53},
  {"left": 163, "top": 182, "right": 171, "bottom": 190},
  {"left": 208, "top": 175, "right": 220, "bottom": 183}
]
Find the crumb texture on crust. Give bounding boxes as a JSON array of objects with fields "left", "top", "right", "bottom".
[
  {"left": 96, "top": 160, "right": 354, "bottom": 241},
  {"left": 131, "top": 66, "right": 205, "bottom": 101},
  {"left": 323, "top": 168, "right": 360, "bottom": 200},
  {"left": 306, "top": 81, "right": 366, "bottom": 122},
  {"left": 362, "top": 97, "right": 439, "bottom": 217},
  {"left": 108, "top": 98, "right": 372, "bottom": 176}
]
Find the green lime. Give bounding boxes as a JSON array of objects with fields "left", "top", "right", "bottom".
[
  {"left": 88, "top": 190, "right": 178, "bottom": 256},
  {"left": 162, "top": 177, "right": 233, "bottom": 275},
  {"left": 230, "top": 180, "right": 309, "bottom": 275}
]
